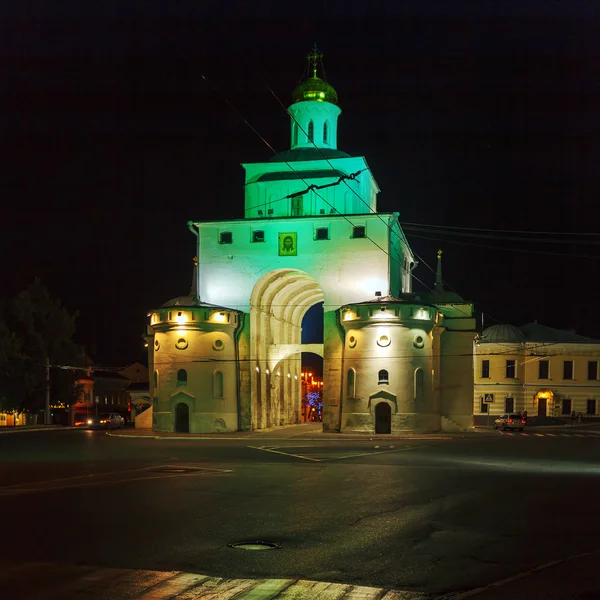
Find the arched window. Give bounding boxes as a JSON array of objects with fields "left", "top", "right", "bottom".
[
  {"left": 378, "top": 369, "right": 389, "bottom": 385},
  {"left": 414, "top": 368, "right": 424, "bottom": 400},
  {"left": 308, "top": 120, "right": 314, "bottom": 142},
  {"left": 213, "top": 370, "right": 224, "bottom": 399},
  {"left": 323, "top": 121, "right": 329, "bottom": 144},
  {"left": 177, "top": 369, "right": 187, "bottom": 386},
  {"left": 153, "top": 370, "right": 159, "bottom": 390},
  {"left": 346, "top": 368, "right": 356, "bottom": 398},
  {"left": 293, "top": 123, "right": 298, "bottom": 146}
]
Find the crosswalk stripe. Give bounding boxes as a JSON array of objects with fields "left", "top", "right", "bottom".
[
  {"left": 574, "top": 434, "right": 585, "bottom": 437},
  {"left": 546, "top": 433, "right": 557, "bottom": 436},
  {"left": 521, "top": 433, "right": 529, "bottom": 436}
]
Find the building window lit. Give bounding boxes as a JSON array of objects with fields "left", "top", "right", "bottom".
[
  {"left": 562, "top": 398, "right": 572, "bottom": 415},
  {"left": 315, "top": 227, "right": 329, "bottom": 240},
  {"left": 352, "top": 225, "right": 365, "bottom": 239},
  {"left": 323, "top": 121, "right": 329, "bottom": 144},
  {"left": 153, "top": 370, "right": 159, "bottom": 392},
  {"left": 505, "top": 397, "right": 514, "bottom": 413},
  {"left": 346, "top": 368, "right": 356, "bottom": 398},
  {"left": 588, "top": 361, "right": 598, "bottom": 381},
  {"left": 293, "top": 123, "right": 298, "bottom": 146},
  {"left": 505, "top": 360, "right": 516, "bottom": 379},
  {"left": 308, "top": 120, "right": 314, "bottom": 141},
  {"left": 563, "top": 360, "right": 574, "bottom": 380},
  {"left": 213, "top": 370, "right": 224, "bottom": 399},
  {"left": 481, "top": 360, "right": 490, "bottom": 378},
  {"left": 414, "top": 368, "right": 423, "bottom": 399},
  {"left": 252, "top": 230, "right": 265, "bottom": 243},
  {"left": 378, "top": 369, "right": 389, "bottom": 385},
  {"left": 177, "top": 369, "right": 187, "bottom": 386},
  {"left": 587, "top": 398, "right": 596, "bottom": 415},
  {"left": 219, "top": 231, "right": 233, "bottom": 244},
  {"left": 538, "top": 360, "right": 549, "bottom": 379}
]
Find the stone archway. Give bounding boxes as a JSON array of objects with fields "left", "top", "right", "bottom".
[{"left": 249, "top": 269, "right": 324, "bottom": 430}]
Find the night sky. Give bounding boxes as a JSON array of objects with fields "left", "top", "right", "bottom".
[{"left": 2, "top": 2, "right": 599, "bottom": 366}]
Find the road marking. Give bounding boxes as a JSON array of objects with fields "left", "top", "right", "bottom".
[
  {"left": 0, "top": 465, "right": 232, "bottom": 497},
  {"left": 248, "top": 445, "right": 426, "bottom": 462},
  {"left": 521, "top": 433, "right": 529, "bottom": 436},
  {"left": 534, "top": 433, "right": 544, "bottom": 437},
  {"left": 546, "top": 433, "right": 557, "bottom": 436},
  {"left": 247, "top": 445, "right": 322, "bottom": 461},
  {"left": 450, "top": 551, "right": 599, "bottom": 598},
  {"left": 574, "top": 434, "right": 585, "bottom": 437}
]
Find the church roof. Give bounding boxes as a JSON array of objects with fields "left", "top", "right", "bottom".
[
  {"left": 160, "top": 296, "right": 235, "bottom": 311},
  {"left": 479, "top": 322, "right": 599, "bottom": 344},
  {"left": 348, "top": 293, "right": 437, "bottom": 308},
  {"left": 519, "top": 322, "right": 598, "bottom": 343},
  {"left": 480, "top": 324, "right": 525, "bottom": 343},
  {"left": 257, "top": 169, "right": 346, "bottom": 182},
  {"left": 292, "top": 75, "right": 338, "bottom": 105},
  {"left": 269, "top": 148, "right": 350, "bottom": 162}
]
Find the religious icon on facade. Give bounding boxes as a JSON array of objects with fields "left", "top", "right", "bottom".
[{"left": 278, "top": 232, "right": 297, "bottom": 256}]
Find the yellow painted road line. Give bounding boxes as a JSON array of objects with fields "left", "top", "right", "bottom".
[
  {"left": 247, "top": 445, "right": 322, "bottom": 461},
  {"left": 534, "top": 433, "right": 544, "bottom": 437}
]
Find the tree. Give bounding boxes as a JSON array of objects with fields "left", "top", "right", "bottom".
[{"left": 0, "top": 279, "right": 83, "bottom": 416}]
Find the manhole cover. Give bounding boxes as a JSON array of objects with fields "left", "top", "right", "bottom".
[{"left": 228, "top": 541, "right": 281, "bottom": 550}]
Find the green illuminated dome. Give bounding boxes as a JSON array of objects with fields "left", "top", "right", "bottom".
[{"left": 292, "top": 76, "right": 338, "bottom": 105}]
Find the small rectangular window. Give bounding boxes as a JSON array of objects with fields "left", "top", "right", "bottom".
[
  {"left": 506, "top": 360, "right": 516, "bottom": 379},
  {"left": 268, "top": 208, "right": 274, "bottom": 215},
  {"left": 480, "top": 398, "right": 489, "bottom": 413},
  {"left": 219, "top": 231, "right": 232, "bottom": 244},
  {"left": 481, "top": 360, "right": 490, "bottom": 378},
  {"left": 352, "top": 225, "right": 366, "bottom": 239},
  {"left": 291, "top": 196, "right": 303, "bottom": 216},
  {"left": 319, "top": 209, "right": 325, "bottom": 214},
  {"left": 563, "top": 360, "right": 574, "bottom": 380},
  {"left": 315, "top": 227, "right": 329, "bottom": 240},
  {"left": 538, "top": 360, "right": 549, "bottom": 379},
  {"left": 562, "top": 398, "right": 572, "bottom": 415},
  {"left": 588, "top": 361, "right": 598, "bottom": 380},
  {"left": 587, "top": 398, "right": 596, "bottom": 415},
  {"left": 252, "top": 230, "right": 265, "bottom": 243},
  {"left": 505, "top": 397, "right": 514, "bottom": 413}
]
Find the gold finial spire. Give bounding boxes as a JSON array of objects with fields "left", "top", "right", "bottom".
[
  {"left": 437, "top": 249, "right": 443, "bottom": 260},
  {"left": 307, "top": 43, "right": 323, "bottom": 79},
  {"left": 193, "top": 256, "right": 198, "bottom": 267}
]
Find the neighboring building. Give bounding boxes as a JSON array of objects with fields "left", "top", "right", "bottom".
[
  {"left": 73, "top": 369, "right": 131, "bottom": 424},
  {"left": 145, "top": 49, "right": 478, "bottom": 435},
  {"left": 473, "top": 323, "right": 600, "bottom": 423}
]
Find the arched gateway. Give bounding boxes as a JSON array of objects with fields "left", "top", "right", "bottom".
[{"left": 145, "top": 49, "right": 477, "bottom": 434}]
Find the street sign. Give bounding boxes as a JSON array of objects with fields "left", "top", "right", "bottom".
[{"left": 483, "top": 393, "right": 494, "bottom": 403}]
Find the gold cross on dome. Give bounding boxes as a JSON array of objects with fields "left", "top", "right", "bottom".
[
  {"left": 437, "top": 249, "right": 443, "bottom": 260},
  {"left": 307, "top": 43, "right": 323, "bottom": 78},
  {"left": 193, "top": 256, "right": 198, "bottom": 266}
]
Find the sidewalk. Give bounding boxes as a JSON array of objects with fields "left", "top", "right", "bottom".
[{"left": 107, "top": 422, "right": 497, "bottom": 441}]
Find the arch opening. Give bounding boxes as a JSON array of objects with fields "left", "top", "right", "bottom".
[{"left": 250, "top": 269, "right": 325, "bottom": 430}]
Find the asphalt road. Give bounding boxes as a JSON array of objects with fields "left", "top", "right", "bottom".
[{"left": 1, "top": 425, "right": 600, "bottom": 599}]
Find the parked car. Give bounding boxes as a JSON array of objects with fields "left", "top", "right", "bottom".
[
  {"left": 494, "top": 413, "right": 526, "bottom": 431},
  {"left": 86, "top": 413, "right": 125, "bottom": 430}
]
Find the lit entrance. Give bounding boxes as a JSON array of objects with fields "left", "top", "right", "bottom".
[
  {"left": 534, "top": 389, "right": 553, "bottom": 417},
  {"left": 175, "top": 403, "right": 189, "bottom": 433},
  {"left": 375, "top": 402, "right": 391, "bottom": 434}
]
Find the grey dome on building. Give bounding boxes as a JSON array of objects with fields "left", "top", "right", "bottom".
[{"left": 480, "top": 324, "right": 525, "bottom": 343}]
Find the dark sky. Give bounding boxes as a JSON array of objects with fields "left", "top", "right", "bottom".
[{"left": 2, "top": 2, "right": 599, "bottom": 365}]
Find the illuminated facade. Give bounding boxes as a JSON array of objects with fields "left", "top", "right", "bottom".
[
  {"left": 473, "top": 323, "right": 600, "bottom": 422},
  {"left": 146, "top": 49, "right": 477, "bottom": 434}
]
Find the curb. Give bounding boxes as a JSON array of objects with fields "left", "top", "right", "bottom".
[
  {"left": 0, "top": 426, "right": 77, "bottom": 435},
  {"left": 106, "top": 431, "right": 491, "bottom": 441}
]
